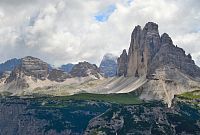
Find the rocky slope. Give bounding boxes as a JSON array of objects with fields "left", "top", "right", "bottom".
[{"left": 99, "top": 53, "right": 117, "bottom": 77}]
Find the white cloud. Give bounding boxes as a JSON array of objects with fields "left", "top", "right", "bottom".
[{"left": 0, "top": 0, "right": 200, "bottom": 67}]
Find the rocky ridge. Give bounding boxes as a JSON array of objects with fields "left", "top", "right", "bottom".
[
  {"left": 70, "top": 61, "right": 101, "bottom": 79},
  {"left": 0, "top": 57, "right": 101, "bottom": 95}
]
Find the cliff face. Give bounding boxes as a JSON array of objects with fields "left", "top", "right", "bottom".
[
  {"left": 127, "top": 22, "right": 161, "bottom": 77},
  {"left": 118, "top": 22, "right": 200, "bottom": 79}
]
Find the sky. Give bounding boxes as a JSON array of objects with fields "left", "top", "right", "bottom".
[{"left": 0, "top": 0, "right": 200, "bottom": 66}]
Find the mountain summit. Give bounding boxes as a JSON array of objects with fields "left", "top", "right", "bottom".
[
  {"left": 117, "top": 22, "right": 200, "bottom": 78},
  {"left": 116, "top": 22, "right": 200, "bottom": 106}
]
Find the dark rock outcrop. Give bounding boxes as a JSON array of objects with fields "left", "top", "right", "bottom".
[
  {"left": 70, "top": 61, "right": 101, "bottom": 78},
  {"left": 117, "top": 49, "right": 128, "bottom": 76},
  {"left": 48, "top": 69, "right": 71, "bottom": 82},
  {"left": 99, "top": 53, "right": 117, "bottom": 77}
]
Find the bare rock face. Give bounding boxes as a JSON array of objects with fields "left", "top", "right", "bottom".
[
  {"left": 118, "top": 22, "right": 200, "bottom": 79},
  {"left": 127, "top": 22, "right": 161, "bottom": 77},
  {"left": 4, "top": 56, "right": 49, "bottom": 91},
  {"left": 21, "top": 56, "right": 49, "bottom": 80},
  {"left": 48, "top": 69, "right": 71, "bottom": 82},
  {"left": 149, "top": 33, "right": 200, "bottom": 78},
  {"left": 117, "top": 49, "right": 128, "bottom": 76},
  {"left": 116, "top": 22, "right": 200, "bottom": 105},
  {"left": 70, "top": 61, "right": 101, "bottom": 78}
]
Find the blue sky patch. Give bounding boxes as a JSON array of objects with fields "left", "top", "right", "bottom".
[{"left": 95, "top": 4, "right": 116, "bottom": 22}]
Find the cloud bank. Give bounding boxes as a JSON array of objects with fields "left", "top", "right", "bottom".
[{"left": 0, "top": 0, "right": 200, "bottom": 66}]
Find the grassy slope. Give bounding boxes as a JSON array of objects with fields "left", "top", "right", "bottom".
[
  {"left": 36, "top": 93, "right": 142, "bottom": 105},
  {"left": 176, "top": 90, "right": 200, "bottom": 109},
  {"left": 178, "top": 90, "right": 200, "bottom": 100}
]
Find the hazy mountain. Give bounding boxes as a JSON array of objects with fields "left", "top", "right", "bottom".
[
  {"left": 99, "top": 53, "right": 117, "bottom": 77},
  {"left": 0, "top": 58, "right": 21, "bottom": 74},
  {"left": 59, "top": 63, "right": 74, "bottom": 73}
]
